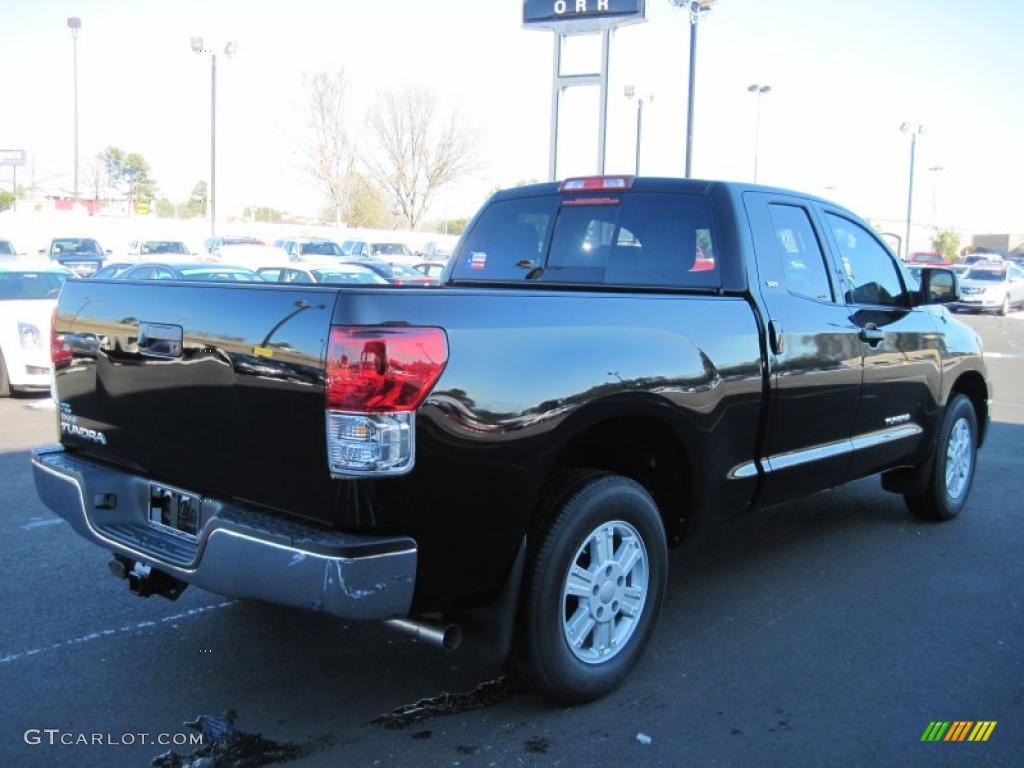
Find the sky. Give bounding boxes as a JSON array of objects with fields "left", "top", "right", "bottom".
[{"left": 1, "top": 0, "right": 1022, "bottom": 233}]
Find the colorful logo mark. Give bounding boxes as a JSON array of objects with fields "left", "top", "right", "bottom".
[{"left": 921, "top": 721, "right": 997, "bottom": 742}]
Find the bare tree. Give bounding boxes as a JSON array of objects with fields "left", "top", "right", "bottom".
[
  {"left": 86, "top": 154, "right": 108, "bottom": 202},
  {"left": 300, "top": 69, "right": 355, "bottom": 227},
  {"left": 365, "top": 87, "right": 480, "bottom": 230}
]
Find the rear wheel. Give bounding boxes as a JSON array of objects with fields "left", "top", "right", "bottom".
[
  {"left": 0, "top": 351, "right": 10, "bottom": 398},
  {"left": 511, "top": 472, "right": 667, "bottom": 703},
  {"left": 904, "top": 395, "right": 978, "bottom": 521}
]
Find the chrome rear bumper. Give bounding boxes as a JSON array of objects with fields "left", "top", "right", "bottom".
[{"left": 31, "top": 446, "right": 417, "bottom": 620}]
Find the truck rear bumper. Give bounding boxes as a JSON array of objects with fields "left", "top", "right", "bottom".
[{"left": 31, "top": 446, "right": 417, "bottom": 620}]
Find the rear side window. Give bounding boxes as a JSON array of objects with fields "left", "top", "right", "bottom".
[
  {"left": 453, "top": 192, "right": 719, "bottom": 288},
  {"left": 767, "top": 204, "right": 833, "bottom": 302}
]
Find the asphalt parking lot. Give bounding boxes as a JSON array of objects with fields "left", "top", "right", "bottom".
[{"left": 1, "top": 312, "right": 1022, "bottom": 768}]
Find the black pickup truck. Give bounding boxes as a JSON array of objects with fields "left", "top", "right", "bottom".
[{"left": 34, "top": 177, "right": 988, "bottom": 702}]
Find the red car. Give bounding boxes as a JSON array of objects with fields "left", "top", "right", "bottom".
[{"left": 908, "top": 251, "right": 950, "bottom": 265}]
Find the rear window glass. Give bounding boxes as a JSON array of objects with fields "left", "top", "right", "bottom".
[
  {"left": 452, "top": 192, "right": 719, "bottom": 288},
  {"left": 300, "top": 241, "right": 342, "bottom": 256}
]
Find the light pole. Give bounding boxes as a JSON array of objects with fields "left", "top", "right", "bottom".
[
  {"left": 899, "top": 122, "right": 925, "bottom": 259},
  {"left": 670, "top": 0, "right": 717, "bottom": 178},
  {"left": 67, "top": 17, "right": 81, "bottom": 203},
  {"left": 191, "top": 37, "right": 236, "bottom": 239},
  {"left": 624, "top": 86, "right": 654, "bottom": 176},
  {"left": 747, "top": 83, "right": 771, "bottom": 183},
  {"left": 928, "top": 165, "right": 944, "bottom": 228}
]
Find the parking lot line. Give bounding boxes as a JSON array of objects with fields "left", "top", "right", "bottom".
[
  {"left": 0, "top": 600, "right": 234, "bottom": 665},
  {"left": 20, "top": 517, "right": 65, "bottom": 530}
]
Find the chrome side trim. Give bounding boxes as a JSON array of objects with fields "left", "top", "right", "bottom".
[
  {"left": 849, "top": 424, "right": 923, "bottom": 452},
  {"left": 728, "top": 423, "right": 924, "bottom": 479}
]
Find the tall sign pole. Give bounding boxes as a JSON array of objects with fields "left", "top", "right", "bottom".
[
  {"left": 524, "top": 1, "right": 647, "bottom": 181},
  {"left": 67, "top": 17, "right": 82, "bottom": 202}
]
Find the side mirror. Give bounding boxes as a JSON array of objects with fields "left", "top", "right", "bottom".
[{"left": 918, "top": 267, "right": 959, "bottom": 305}]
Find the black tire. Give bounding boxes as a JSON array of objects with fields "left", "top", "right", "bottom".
[
  {"left": 511, "top": 472, "right": 667, "bottom": 704},
  {"left": 904, "top": 394, "right": 978, "bottom": 521},
  {"left": 0, "top": 350, "right": 10, "bottom": 398},
  {"left": 998, "top": 294, "right": 1010, "bottom": 316}
]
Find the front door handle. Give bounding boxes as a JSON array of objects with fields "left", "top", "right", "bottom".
[{"left": 859, "top": 324, "right": 885, "bottom": 346}]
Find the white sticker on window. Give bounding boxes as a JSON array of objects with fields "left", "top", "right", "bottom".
[{"left": 469, "top": 251, "right": 487, "bottom": 270}]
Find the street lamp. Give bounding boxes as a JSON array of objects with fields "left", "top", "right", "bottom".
[
  {"left": 669, "top": 0, "right": 717, "bottom": 178},
  {"left": 67, "top": 16, "right": 82, "bottom": 203},
  {"left": 746, "top": 84, "right": 771, "bottom": 183},
  {"left": 899, "top": 122, "right": 925, "bottom": 259},
  {"left": 928, "top": 165, "right": 944, "bottom": 228},
  {"left": 624, "top": 86, "right": 654, "bottom": 176},
  {"left": 192, "top": 37, "right": 237, "bottom": 238}
]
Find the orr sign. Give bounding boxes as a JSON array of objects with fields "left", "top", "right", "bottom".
[{"left": 523, "top": 0, "right": 646, "bottom": 31}]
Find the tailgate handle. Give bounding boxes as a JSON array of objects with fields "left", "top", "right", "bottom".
[{"left": 138, "top": 322, "right": 183, "bottom": 358}]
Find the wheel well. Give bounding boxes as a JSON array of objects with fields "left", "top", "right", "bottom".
[
  {"left": 539, "top": 416, "right": 690, "bottom": 544},
  {"left": 950, "top": 371, "right": 989, "bottom": 445}
]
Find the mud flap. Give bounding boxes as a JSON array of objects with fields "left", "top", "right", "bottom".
[{"left": 449, "top": 538, "right": 526, "bottom": 666}]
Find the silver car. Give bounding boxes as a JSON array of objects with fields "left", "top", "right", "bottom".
[{"left": 954, "top": 265, "right": 1024, "bottom": 315}]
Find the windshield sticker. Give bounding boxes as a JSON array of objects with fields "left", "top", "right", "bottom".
[{"left": 469, "top": 252, "right": 487, "bottom": 270}]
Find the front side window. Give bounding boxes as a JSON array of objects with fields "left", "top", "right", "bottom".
[
  {"left": 767, "top": 204, "right": 833, "bottom": 302},
  {"left": 284, "top": 269, "right": 313, "bottom": 284},
  {"left": 825, "top": 214, "right": 907, "bottom": 307},
  {"left": 258, "top": 268, "right": 283, "bottom": 282}
]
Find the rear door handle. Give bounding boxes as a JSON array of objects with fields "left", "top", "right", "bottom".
[{"left": 859, "top": 325, "right": 885, "bottom": 345}]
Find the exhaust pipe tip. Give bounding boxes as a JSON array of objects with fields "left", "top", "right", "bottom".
[
  {"left": 440, "top": 624, "right": 463, "bottom": 652},
  {"left": 385, "top": 618, "right": 463, "bottom": 651}
]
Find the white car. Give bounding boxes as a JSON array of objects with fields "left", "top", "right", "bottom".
[
  {"left": 1, "top": 239, "right": 26, "bottom": 259},
  {"left": 126, "top": 239, "right": 194, "bottom": 262},
  {"left": 954, "top": 264, "right": 1024, "bottom": 315},
  {"left": 0, "top": 262, "right": 73, "bottom": 395}
]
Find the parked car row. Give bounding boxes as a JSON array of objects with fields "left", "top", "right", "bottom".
[
  {"left": 2, "top": 230, "right": 457, "bottom": 277},
  {"left": 80, "top": 258, "right": 442, "bottom": 287}
]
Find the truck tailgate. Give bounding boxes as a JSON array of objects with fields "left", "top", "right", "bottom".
[{"left": 53, "top": 280, "right": 337, "bottom": 523}]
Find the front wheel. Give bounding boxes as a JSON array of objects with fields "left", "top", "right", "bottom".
[
  {"left": 998, "top": 294, "right": 1010, "bottom": 316},
  {"left": 905, "top": 394, "right": 978, "bottom": 521},
  {"left": 511, "top": 472, "right": 667, "bottom": 704}
]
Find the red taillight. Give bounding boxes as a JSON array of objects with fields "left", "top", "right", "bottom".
[
  {"left": 559, "top": 176, "right": 634, "bottom": 192},
  {"left": 326, "top": 327, "right": 448, "bottom": 412},
  {"left": 50, "top": 308, "right": 72, "bottom": 366}
]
